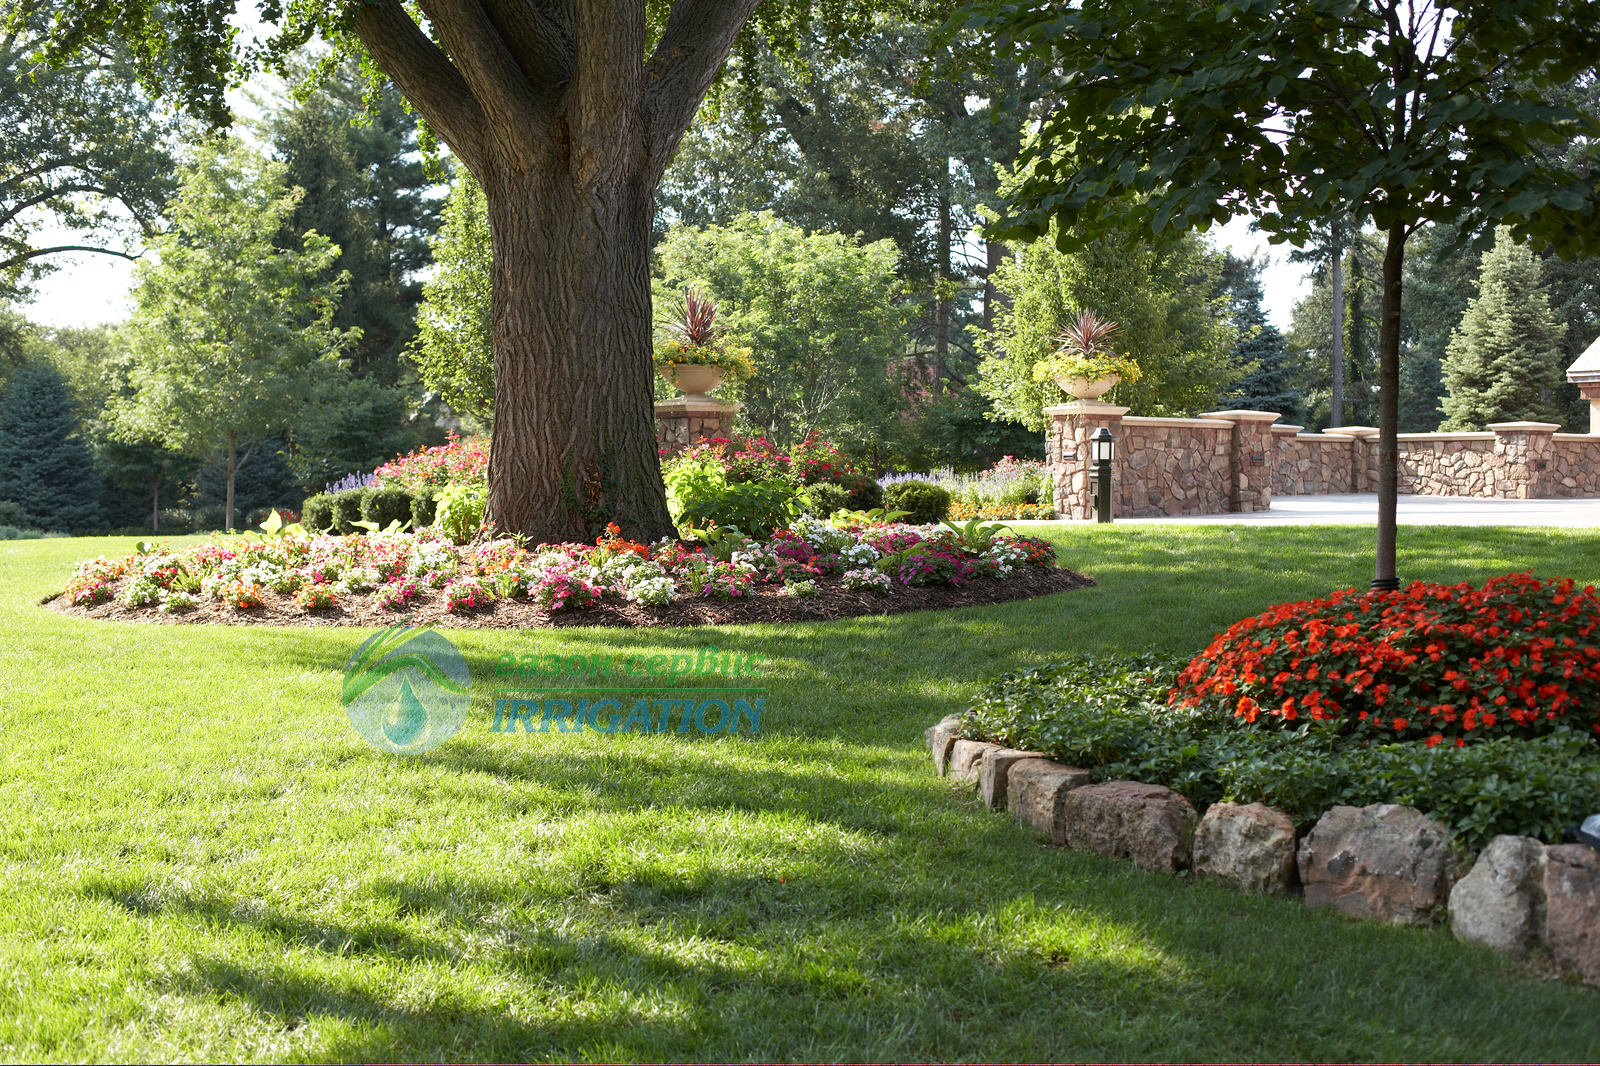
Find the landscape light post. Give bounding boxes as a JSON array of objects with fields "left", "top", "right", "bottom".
[{"left": 1091, "top": 427, "right": 1114, "bottom": 524}]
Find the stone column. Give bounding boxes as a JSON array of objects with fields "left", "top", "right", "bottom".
[
  {"left": 1045, "top": 400, "right": 1128, "bottom": 520},
  {"left": 654, "top": 397, "right": 741, "bottom": 454},
  {"left": 1488, "top": 421, "right": 1561, "bottom": 499},
  {"left": 1270, "top": 424, "right": 1304, "bottom": 496},
  {"left": 1202, "top": 410, "right": 1282, "bottom": 512},
  {"left": 1325, "top": 426, "right": 1380, "bottom": 492}
]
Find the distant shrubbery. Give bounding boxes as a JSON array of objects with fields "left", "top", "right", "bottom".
[{"left": 882, "top": 457, "right": 1053, "bottom": 521}]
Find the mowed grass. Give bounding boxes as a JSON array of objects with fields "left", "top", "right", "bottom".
[{"left": 0, "top": 525, "right": 1597, "bottom": 1063}]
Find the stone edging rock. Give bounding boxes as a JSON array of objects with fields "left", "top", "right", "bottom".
[{"left": 925, "top": 714, "right": 1600, "bottom": 988}]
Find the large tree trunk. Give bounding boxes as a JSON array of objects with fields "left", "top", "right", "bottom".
[
  {"left": 1372, "top": 220, "right": 1407, "bottom": 591},
  {"left": 481, "top": 163, "right": 672, "bottom": 544}
]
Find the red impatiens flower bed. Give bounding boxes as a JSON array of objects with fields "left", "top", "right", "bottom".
[{"left": 1170, "top": 573, "right": 1600, "bottom": 745}]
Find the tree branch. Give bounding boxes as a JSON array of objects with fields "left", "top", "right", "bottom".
[
  {"left": 641, "top": 0, "right": 764, "bottom": 184},
  {"left": 478, "top": 0, "right": 573, "bottom": 89},
  {"left": 348, "top": 0, "right": 492, "bottom": 175},
  {"left": 0, "top": 243, "right": 144, "bottom": 273},
  {"left": 570, "top": 0, "right": 646, "bottom": 184},
  {"left": 418, "top": 0, "right": 549, "bottom": 150}
]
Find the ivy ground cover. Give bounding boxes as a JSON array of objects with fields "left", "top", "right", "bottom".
[{"left": 1, "top": 525, "right": 1598, "bottom": 1061}]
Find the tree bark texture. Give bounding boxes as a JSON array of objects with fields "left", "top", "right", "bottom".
[
  {"left": 1372, "top": 220, "right": 1406, "bottom": 591},
  {"left": 348, "top": 0, "right": 763, "bottom": 542}
]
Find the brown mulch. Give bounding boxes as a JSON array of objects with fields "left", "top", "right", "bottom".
[{"left": 44, "top": 566, "right": 1093, "bottom": 630}]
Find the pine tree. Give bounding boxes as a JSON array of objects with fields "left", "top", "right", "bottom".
[
  {"left": 0, "top": 362, "right": 104, "bottom": 530},
  {"left": 1441, "top": 229, "right": 1566, "bottom": 430},
  {"left": 1220, "top": 252, "right": 1302, "bottom": 420}
]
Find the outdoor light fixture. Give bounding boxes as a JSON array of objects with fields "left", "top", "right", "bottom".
[{"left": 1090, "top": 426, "right": 1114, "bottom": 524}]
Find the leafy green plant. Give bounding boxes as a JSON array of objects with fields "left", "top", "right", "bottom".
[
  {"left": 361, "top": 487, "right": 413, "bottom": 532},
  {"left": 799, "top": 482, "right": 850, "bottom": 519},
  {"left": 433, "top": 482, "right": 486, "bottom": 545},
  {"left": 299, "top": 493, "right": 335, "bottom": 533},
  {"left": 680, "top": 525, "right": 753, "bottom": 563},
  {"left": 678, "top": 480, "right": 802, "bottom": 539},
  {"left": 941, "top": 517, "right": 1014, "bottom": 554},
  {"left": 329, "top": 489, "right": 371, "bottom": 535}
]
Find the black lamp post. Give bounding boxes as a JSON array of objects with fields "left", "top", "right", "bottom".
[{"left": 1090, "top": 426, "right": 1114, "bottom": 523}]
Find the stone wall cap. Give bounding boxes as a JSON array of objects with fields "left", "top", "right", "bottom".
[
  {"left": 1270, "top": 423, "right": 1306, "bottom": 434},
  {"left": 1397, "top": 432, "right": 1496, "bottom": 441},
  {"left": 1200, "top": 409, "right": 1283, "bottom": 423},
  {"left": 654, "top": 397, "right": 741, "bottom": 414},
  {"left": 1043, "top": 401, "right": 1130, "bottom": 418},
  {"left": 1122, "top": 415, "right": 1230, "bottom": 428},
  {"left": 1554, "top": 433, "right": 1600, "bottom": 441},
  {"left": 1323, "top": 425, "right": 1380, "bottom": 438},
  {"left": 1487, "top": 421, "right": 1562, "bottom": 433}
]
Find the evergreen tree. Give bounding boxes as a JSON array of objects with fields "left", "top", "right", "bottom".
[
  {"left": 1396, "top": 224, "right": 1477, "bottom": 432},
  {"left": 1219, "top": 252, "right": 1301, "bottom": 420},
  {"left": 0, "top": 362, "right": 104, "bottom": 530},
  {"left": 1441, "top": 229, "right": 1567, "bottom": 430},
  {"left": 266, "top": 60, "right": 442, "bottom": 384}
]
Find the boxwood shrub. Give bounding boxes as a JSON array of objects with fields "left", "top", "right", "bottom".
[
  {"left": 964, "top": 651, "right": 1600, "bottom": 851},
  {"left": 300, "top": 494, "right": 335, "bottom": 533},
  {"left": 329, "top": 489, "right": 371, "bottom": 534},
  {"left": 361, "top": 487, "right": 414, "bottom": 530},
  {"left": 410, "top": 489, "right": 439, "bottom": 530},
  {"left": 883, "top": 480, "right": 950, "bottom": 524}
]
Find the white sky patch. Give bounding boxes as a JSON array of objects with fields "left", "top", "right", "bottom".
[{"left": 1207, "top": 214, "right": 1314, "bottom": 332}]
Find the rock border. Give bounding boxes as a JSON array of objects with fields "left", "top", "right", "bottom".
[{"left": 926, "top": 714, "right": 1600, "bottom": 988}]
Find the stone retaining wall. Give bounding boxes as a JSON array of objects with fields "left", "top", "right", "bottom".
[{"left": 1046, "top": 405, "right": 1600, "bottom": 518}]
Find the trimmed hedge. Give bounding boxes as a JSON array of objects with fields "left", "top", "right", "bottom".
[
  {"left": 801, "top": 482, "right": 850, "bottom": 518},
  {"left": 883, "top": 480, "right": 950, "bottom": 524},
  {"left": 329, "top": 489, "right": 371, "bottom": 535},
  {"left": 361, "top": 487, "right": 413, "bottom": 530},
  {"left": 301, "top": 494, "right": 335, "bottom": 534},
  {"left": 410, "top": 489, "right": 438, "bottom": 530}
]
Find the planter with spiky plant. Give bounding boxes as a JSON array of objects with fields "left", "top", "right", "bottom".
[
  {"left": 653, "top": 290, "right": 756, "bottom": 398},
  {"left": 1031, "top": 310, "right": 1142, "bottom": 401}
]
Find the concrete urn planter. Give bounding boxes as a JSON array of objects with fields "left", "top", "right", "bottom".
[
  {"left": 1053, "top": 373, "right": 1119, "bottom": 400},
  {"left": 661, "top": 363, "right": 726, "bottom": 399}
]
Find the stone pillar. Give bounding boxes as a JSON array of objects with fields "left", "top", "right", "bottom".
[
  {"left": 1046, "top": 400, "right": 1128, "bottom": 520},
  {"left": 1270, "top": 424, "right": 1304, "bottom": 496},
  {"left": 1325, "top": 426, "right": 1380, "bottom": 492},
  {"left": 654, "top": 397, "right": 741, "bottom": 454},
  {"left": 1202, "top": 410, "right": 1281, "bottom": 512},
  {"left": 1488, "top": 421, "right": 1561, "bottom": 499}
]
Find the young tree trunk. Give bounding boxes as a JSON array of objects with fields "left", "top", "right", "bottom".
[
  {"left": 481, "top": 164, "right": 673, "bottom": 544},
  {"left": 224, "top": 430, "right": 237, "bottom": 534},
  {"left": 933, "top": 185, "right": 951, "bottom": 398},
  {"left": 1330, "top": 225, "right": 1345, "bottom": 428},
  {"left": 982, "top": 238, "right": 1009, "bottom": 334},
  {"left": 1373, "top": 220, "right": 1407, "bottom": 591},
  {"left": 151, "top": 476, "right": 159, "bottom": 533}
]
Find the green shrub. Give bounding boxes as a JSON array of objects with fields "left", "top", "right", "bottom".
[
  {"left": 964, "top": 654, "right": 1600, "bottom": 850},
  {"left": 0, "top": 500, "right": 25, "bottom": 526},
  {"left": 361, "top": 487, "right": 413, "bottom": 531},
  {"left": 0, "top": 524, "right": 44, "bottom": 540},
  {"left": 801, "top": 482, "right": 850, "bottom": 518},
  {"left": 883, "top": 481, "right": 950, "bottom": 524},
  {"left": 846, "top": 479, "right": 883, "bottom": 513},
  {"left": 329, "top": 489, "right": 371, "bottom": 534},
  {"left": 300, "top": 494, "right": 336, "bottom": 534},
  {"left": 410, "top": 490, "right": 438, "bottom": 530}
]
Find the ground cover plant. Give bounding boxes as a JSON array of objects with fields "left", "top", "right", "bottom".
[
  {"left": 2, "top": 525, "right": 1598, "bottom": 1061},
  {"left": 50, "top": 516, "right": 1075, "bottom": 629}
]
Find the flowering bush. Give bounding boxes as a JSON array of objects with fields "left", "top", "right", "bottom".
[
  {"left": 372, "top": 433, "right": 489, "bottom": 491},
  {"left": 1171, "top": 573, "right": 1600, "bottom": 744},
  {"left": 120, "top": 575, "right": 164, "bottom": 608},
  {"left": 66, "top": 577, "right": 115, "bottom": 606},
  {"left": 782, "top": 579, "right": 820, "bottom": 599},
  {"left": 294, "top": 583, "right": 337, "bottom": 610},
  {"left": 534, "top": 570, "right": 601, "bottom": 612},
  {"left": 442, "top": 577, "right": 493, "bottom": 612}
]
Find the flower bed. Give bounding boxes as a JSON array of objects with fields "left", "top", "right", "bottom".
[
  {"left": 960, "top": 575, "right": 1600, "bottom": 850},
  {"left": 51, "top": 518, "right": 1088, "bottom": 630},
  {"left": 883, "top": 456, "right": 1054, "bottom": 521}
]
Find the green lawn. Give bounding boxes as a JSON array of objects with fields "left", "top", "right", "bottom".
[{"left": 1, "top": 526, "right": 1597, "bottom": 1062}]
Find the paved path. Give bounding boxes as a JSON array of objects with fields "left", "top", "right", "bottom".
[{"left": 1017, "top": 493, "right": 1600, "bottom": 528}]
